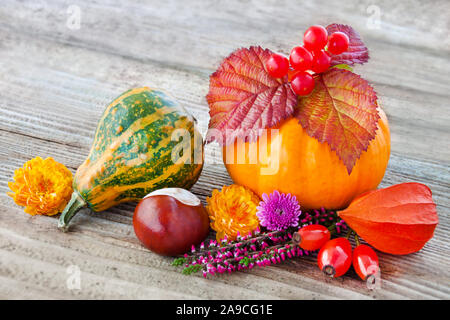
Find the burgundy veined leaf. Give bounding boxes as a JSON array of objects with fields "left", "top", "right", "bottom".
[
  {"left": 295, "top": 68, "right": 380, "bottom": 174},
  {"left": 326, "top": 24, "right": 369, "bottom": 66},
  {"left": 206, "top": 46, "right": 297, "bottom": 145}
]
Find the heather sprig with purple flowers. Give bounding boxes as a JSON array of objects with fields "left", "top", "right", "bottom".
[
  {"left": 173, "top": 207, "right": 348, "bottom": 277},
  {"left": 256, "top": 191, "right": 301, "bottom": 231}
]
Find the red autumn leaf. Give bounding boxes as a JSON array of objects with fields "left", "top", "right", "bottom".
[
  {"left": 296, "top": 68, "right": 379, "bottom": 174},
  {"left": 206, "top": 46, "right": 297, "bottom": 145},
  {"left": 326, "top": 24, "right": 369, "bottom": 66},
  {"left": 338, "top": 183, "right": 438, "bottom": 255}
]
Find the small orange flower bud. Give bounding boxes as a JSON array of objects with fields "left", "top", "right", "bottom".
[
  {"left": 7, "top": 157, "right": 73, "bottom": 216},
  {"left": 206, "top": 184, "right": 260, "bottom": 241}
]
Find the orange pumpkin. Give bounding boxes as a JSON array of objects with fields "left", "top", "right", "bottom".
[{"left": 223, "top": 108, "right": 390, "bottom": 210}]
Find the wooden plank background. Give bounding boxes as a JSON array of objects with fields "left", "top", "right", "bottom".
[{"left": 0, "top": 0, "right": 449, "bottom": 299}]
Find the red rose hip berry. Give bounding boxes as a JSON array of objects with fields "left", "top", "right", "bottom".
[
  {"left": 293, "top": 224, "right": 331, "bottom": 251},
  {"left": 318, "top": 238, "right": 352, "bottom": 278},
  {"left": 266, "top": 53, "right": 289, "bottom": 78},
  {"left": 290, "top": 72, "right": 315, "bottom": 96},
  {"left": 303, "top": 25, "right": 328, "bottom": 52},
  {"left": 353, "top": 244, "right": 380, "bottom": 287},
  {"left": 327, "top": 31, "right": 350, "bottom": 55},
  {"left": 289, "top": 46, "right": 313, "bottom": 72},
  {"left": 311, "top": 50, "right": 331, "bottom": 74}
]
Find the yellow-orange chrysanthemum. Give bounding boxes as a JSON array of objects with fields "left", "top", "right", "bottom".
[
  {"left": 206, "top": 184, "right": 260, "bottom": 241},
  {"left": 7, "top": 157, "right": 73, "bottom": 216}
]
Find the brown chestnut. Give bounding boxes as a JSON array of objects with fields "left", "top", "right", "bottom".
[{"left": 133, "top": 188, "right": 210, "bottom": 256}]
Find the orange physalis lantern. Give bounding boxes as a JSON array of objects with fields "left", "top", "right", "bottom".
[{"left": 338, "top": 183, "right": 438, "bottom": 255}]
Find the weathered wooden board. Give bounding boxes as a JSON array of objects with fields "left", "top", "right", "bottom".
[{"left": 0, "top": 0, "right": 449, "bottom": 299}]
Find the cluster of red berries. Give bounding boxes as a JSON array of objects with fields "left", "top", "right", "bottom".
[
  {"left": 294, "top": 224, "right": 380, "bottom": 286},
  {"left": 266, "top": 25, "right": 350, "bottom": 96}
]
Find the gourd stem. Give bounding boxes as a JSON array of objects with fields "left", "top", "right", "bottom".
[{"left": 58, "top": 191, "right": 86, "bottom": 232}]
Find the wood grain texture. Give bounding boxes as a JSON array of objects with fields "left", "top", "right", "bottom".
[{"left": 0, "top": 0, "right": 449, "bottom": 299}]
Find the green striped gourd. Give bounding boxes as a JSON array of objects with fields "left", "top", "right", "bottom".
[{"left": 58, "top": 87, "right": 203, "bottom": 231}]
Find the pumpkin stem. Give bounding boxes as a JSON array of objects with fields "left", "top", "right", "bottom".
[{"left": 58, "top": 191, "right": 86, "bottom": 232}]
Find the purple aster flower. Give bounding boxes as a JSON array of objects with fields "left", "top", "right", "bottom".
[{"left": 256, "top": 190, "right": 301, "bottom": 231}]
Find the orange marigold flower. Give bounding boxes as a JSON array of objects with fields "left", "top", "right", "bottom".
[
  {"left": 7, "top": 157, "right": 73, "bottom": 216},
  {"left": 206, "top": 184, "right": 260, "bottom": 241}
]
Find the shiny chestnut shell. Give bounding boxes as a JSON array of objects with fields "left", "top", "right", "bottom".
[{"left": 133, "top": 194, "right": 210, "bottom": 256}]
